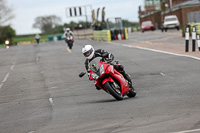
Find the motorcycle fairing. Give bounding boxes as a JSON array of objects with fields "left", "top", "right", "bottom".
[{"left": 89, "top": 59, "right": 131, "bottom": 95}]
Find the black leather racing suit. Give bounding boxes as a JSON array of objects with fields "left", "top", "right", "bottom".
[{"left": 84, "top": 49, "right": 132, "bottom": 89}]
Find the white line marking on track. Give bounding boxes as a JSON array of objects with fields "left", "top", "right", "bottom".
[
  {"left": 49, "top": 98, "right": 54, "bottom": 105},
  {"left": 36, "top": 56, "right": 39, "bottom": 64},
  {"left": 159, "top": 72, "right": 172, "bottom": 79},
  {"left": 2, "top": 73, "right": 10, "bottom": 83},
  {"left": 128, "top": 45, "right": 200, "bottom": 61},
  {"left": 0, "top": 83, "right": 3, "bottom": 89},
  {"left": 0, "top": 63, "right": 15, "bottom": 90},
  {"left": 10, "top": 64, "right": 15, "bottom": 70},
  {"left": 108, "top": 42, "right": 200, "bottom": 61},
  {"left": 27, "top": 131, "right": 34, "bottom": 133},
  {"left": 171, "top": 128, "right": 200, "bottom": 133},
  {"left": 50, "top": 86, "right": 58, "bottom": 89},
  {"left": 160, "top": 72, "right": 166, "bottom": 77}
]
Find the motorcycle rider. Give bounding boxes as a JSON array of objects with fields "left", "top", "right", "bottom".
[
  {"left": 64, "top": 28, "right": 74, "bottom": 49},
  {"left": 64, "top": 28, "right": 73, "bottom": 37},
  {"left": 35, "top": 34, "right": 41, "bottom": 45},
  {"left": 82, "top": 44, "right": 133, "bottom": 89}
]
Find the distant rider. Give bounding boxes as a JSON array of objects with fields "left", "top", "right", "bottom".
[
  {"left": 35, "top": 34, "right": 41, "bottom": 44},
  {"left": 82, "top": 45, "right": 133, "bottom": 89},
  {"left": 64, "top": 28, "right": 73, "bottom": 36},
  {"left": 64, "top": 28, "right": 73, "bottom": 41},
  {"left": 64, "top": 28, "right": 74, "bottom": 49}
]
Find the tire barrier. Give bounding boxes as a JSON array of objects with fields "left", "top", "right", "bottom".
[
  {"left": 110, "top": 28, "right": 128, "bottom": 41},
  {"left": 93, "top": 28, "right": 128, "bottom": 41},
  {"left": 93, "top": 30, "right": 111, "bottom": 41}
]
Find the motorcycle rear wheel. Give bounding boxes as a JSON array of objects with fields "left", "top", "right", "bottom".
[{"left": 104, "top": 82, "right": 123, "bottom": 100}]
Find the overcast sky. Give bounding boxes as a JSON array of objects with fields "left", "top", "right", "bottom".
[{"left": 7, "top": 0, "right": 144, "bottom": 35}]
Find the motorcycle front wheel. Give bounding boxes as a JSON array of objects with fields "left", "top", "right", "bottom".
[
  {"left": 68, "top": 42, "right": 73, "bottom": 49},
  {"left": 104, "top": 82, "right": 123, "bottom": 100}
]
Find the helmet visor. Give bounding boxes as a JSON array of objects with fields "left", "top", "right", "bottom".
[{"left": 84, "top": 48, "right": 93, "bottom": 57}]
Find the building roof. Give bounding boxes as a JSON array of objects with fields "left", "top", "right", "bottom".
[{"left": 172, "top": 0, "right": 200, "bottom": 9}]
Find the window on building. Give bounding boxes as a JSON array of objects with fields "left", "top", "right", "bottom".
[
  {"left": 146, "top": 0, "right": 153, "bottom": 6},
  {"left": 155, "top": 0, "right": 161, "bottom": 9},
  {"left": 146, "top": 0, "right": 160, "bottom": 6},
  {"left": 155, "top": 0, "right": 160, "bottom": 5},
  {"left": 149, "top": 0, "right": 153, "bottom": 5}
]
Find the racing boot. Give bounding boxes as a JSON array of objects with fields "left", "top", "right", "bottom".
[
  {"left": 114, "top": 65, "right": 133, "bottom": 88},
  {"left": 124, "top": 73, "right": 133, "bottom": 88},
  {"left": 120, "top": 71, "right": 133, "bottom": 88}
]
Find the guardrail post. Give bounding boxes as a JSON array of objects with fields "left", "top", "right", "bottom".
[
  {"left": 197, "top": 34, "right": 200, "bottom": 51},
  {"left": 192, "top": 26, "right": 196, "bottom": 52},
  {"left": 185, "top": 27, "right": 189, "bottom": 52}
]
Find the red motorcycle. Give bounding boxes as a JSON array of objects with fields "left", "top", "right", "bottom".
[{"left": 79, "top": 56, "right": 136, "bottom": 100}]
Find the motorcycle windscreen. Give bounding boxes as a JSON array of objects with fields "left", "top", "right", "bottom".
[{"left": 89, "top": 57, "right": 101, "bottom": 73}]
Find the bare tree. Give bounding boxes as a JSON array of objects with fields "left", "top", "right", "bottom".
[
  {"left": 0, "top": 0, "right": 15, "bottom": 26},
  {"left": 32, "top": 15, "right": 62, "bottom": 34}
]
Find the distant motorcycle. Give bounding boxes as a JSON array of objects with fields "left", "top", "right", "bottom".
[
  {"left": 79, "top": 55, "right": 136, "bottom": 100},
  {"left": 65, "top": 36, "right": 74, "bottom": 49}
]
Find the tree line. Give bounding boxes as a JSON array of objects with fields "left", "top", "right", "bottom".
[
  {"left": 0, "top": 0, "right": 139, "bottom": 45},
  {"left": 32, "top": 15, "right": 93, "bottom": 34},
  {"left": 32, "top": 15, "right": 139, "bottom": 34},
  {"left": 0, "top": 0, "right": 16, "bottom": 44}
]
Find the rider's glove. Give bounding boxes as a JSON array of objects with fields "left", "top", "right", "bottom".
[
  {"left": 105, "top": 58, "right": 112, "bottom": 63},
  {"left": 105, "top": 53, "right": 114, "bottom": 63}
]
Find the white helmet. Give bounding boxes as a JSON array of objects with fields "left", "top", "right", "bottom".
[
  {"left": 82, "top": 45, "right": 94, "bottom": 59},
  {"left": 66, "top": 28, "right": 70, "bottom": 32}
]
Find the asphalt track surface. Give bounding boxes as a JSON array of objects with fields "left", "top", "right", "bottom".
[{"left": 0, "top": 31, "right": 200, "bottom": 133}]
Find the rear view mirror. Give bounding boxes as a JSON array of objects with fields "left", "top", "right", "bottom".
[{"left": 79, "top": 72, "right": 86, "bottom": 78}]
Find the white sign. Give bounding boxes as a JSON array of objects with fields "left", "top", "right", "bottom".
[
  {"left": 185, "top": 33, "right": 189, "bottom": 40},
  {"left": 197, "top": 35, "right": 200, "bottom": 47},
  {"left": 192, "top": 32, "right": 196, "bottom": 40}
]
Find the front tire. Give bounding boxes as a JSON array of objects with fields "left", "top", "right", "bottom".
[
  {"left": 104, "top": 82, "right": 123, "bottom": 100},
  {"left": 68, "top": 42, "right": 73, "bottom": 49}
]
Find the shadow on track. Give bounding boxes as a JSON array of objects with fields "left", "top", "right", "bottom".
[{"left": 80, "top": 97, "right": 132, "bottom": 105}]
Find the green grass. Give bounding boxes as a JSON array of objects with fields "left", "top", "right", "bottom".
[
  {"left": 0, "top": 44, "right": 6, "bottom": 47},
  {"left": 13, "top": 33, "right": 63, "bottom": 43}
]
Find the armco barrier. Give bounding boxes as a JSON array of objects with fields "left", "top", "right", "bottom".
[
  {"left": 48, "top": 34, "right": 64, "bottom": 42},
  {"left": 93, "top": 30, "right": 111, "bottom": 41}
]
